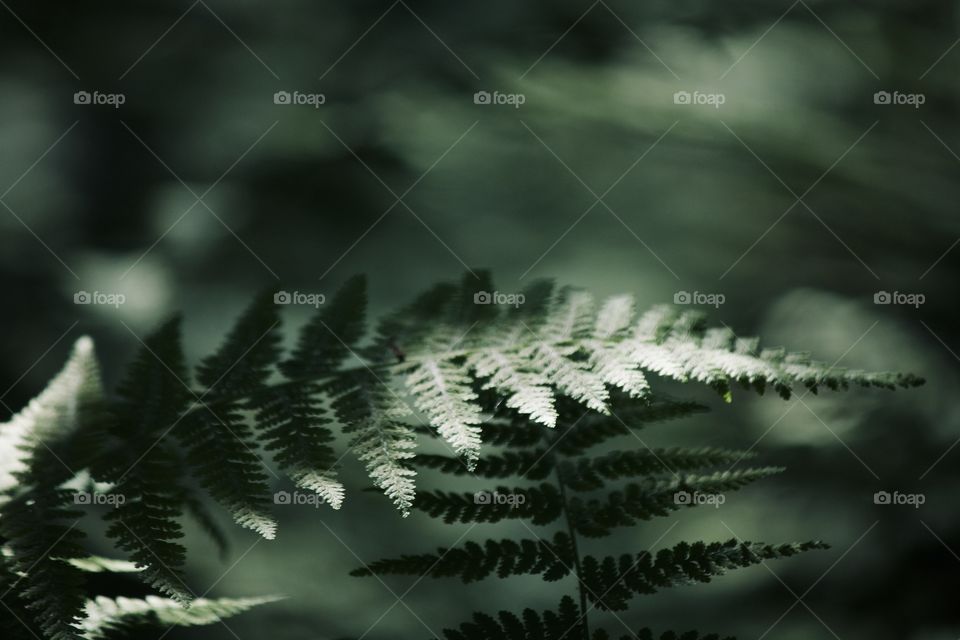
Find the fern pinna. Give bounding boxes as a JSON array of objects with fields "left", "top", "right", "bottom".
[
  {"left": 356, "top": 395, "right": 828, "bottom": 639},
  {"left": 0, "top": 272, "right": 920, "bottom": 639}
]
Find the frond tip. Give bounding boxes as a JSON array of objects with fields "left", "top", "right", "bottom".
[{"left": 79, "top": 595, "right": 283, "bottom": 639}]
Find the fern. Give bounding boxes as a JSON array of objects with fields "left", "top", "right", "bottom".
[
  {"left": 94, "top": 318, "right": 192, "bottom": 602},
  {"left": 332, "top": 370, "right": 418, "bottom": 515},
  {"left": 182, "top": 294, "right": 280, "bottom": 539},
  {"left": 355, "top": 392, "right": 831, "bottom": 638},
  {"left": 0, "top": 272, "right": 921, "bottom": 639},
  {"left": 0, "top": 337, "right": 277, "bottom": 640},
  {"left": 78, "top": 594, "right": 282, "bottom": 640},
  {"left": 0, "top": 337, "right": 102, "bottom": 640}
]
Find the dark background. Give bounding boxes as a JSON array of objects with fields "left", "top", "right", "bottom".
[{"left": 1, "top": 1, "right": 959, "bottom": 638}]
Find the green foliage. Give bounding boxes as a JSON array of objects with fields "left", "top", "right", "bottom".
[
  {"left": 0, "top": 272, "right": 922, "bottom": 638},
  {"left": 98, "top": 318, "right": 191, "bottom": 602},
  {"left": 355, "top": 389, "right": 834, "bottom": 637},
  {"left": 78, "top": 594, "right": 283, "bottom": 640},
  {"left": 183, "top": 294, "right": 280, "bottom": 539}
]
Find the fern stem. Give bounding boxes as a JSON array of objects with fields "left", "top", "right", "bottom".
[{"left": 544, "top": 431, "right": 590, "bottom": 640}]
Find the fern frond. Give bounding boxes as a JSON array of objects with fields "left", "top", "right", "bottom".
[
  {"left": 629, "top": 305, "right": 921, "bottom": 399},
  {"left": 332, "top": 371, "right": 418, "bottom": 515},
  {"left": 415, "top": 484, "right": 562, "bottom": 525},
  {"left": 415, "top": 450, "right": 553, "bottom": 480},
  {"left": 93, "top": 319, "right": 191, "bottom": 602},
  {"left": 441, "top": 595, "right": 584, "bottom": 640},
  {"left": 0, "top": 338, "right": 102, "bottom": 640},
  {"left": 79, "top": 594, "right": 282, "bottom": 640},
  {"left": 560, "top": 448, "right": 754, "bottom": 492},
  {"left": 470, "top": 396, "right": 707, "bottom": 455},
  {"left": 0, "top": 336, "right": 102, "bottom": 498},
  {"left": 581, "top": 539, "right": 828, "bottom": 611},
  {"left": 468, "top": 349, "right": 558, "bottom": 427},
  {"left": 257, "top": 276, "right": 369, "bottom": 511},
  {"left": 586, "top": 295, "right": 650, "bottom": 398},
  {"left": 352, "top": 533, "right": 573, "bottom": 582},
  {"left": 281, "top": 275, "right": 367, "bottom": 379},
  {"left": 0, "top": 487, "right": 86, "bottom": 640},
  {"left": 180, "top": 295, "right": 279, "bottom": 538},
  {"left": 404, "top": 356, "right": 484, "bottom": 467},
  {"left": 67, "top": 556, "right": 140, "bottom": 574},
  {"left": 569, "top": 468, "right": 783, "bottom": 537}
]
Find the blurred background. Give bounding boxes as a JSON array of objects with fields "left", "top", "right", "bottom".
[{"left": 1, "top": 0, "right": 959, "bottom": 638}]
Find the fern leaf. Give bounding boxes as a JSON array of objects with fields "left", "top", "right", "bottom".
[
  {"left": 79, "top": 595, "right": 282, "bottom": 640},
  {"left": 415, "top": 484, "right": 562, "bottom": 525},
  {"left": 0, "top": 336, "right": 101, "bottom": 498},
  {"left": 0, "top": 338, "right": 103, "bottom": 640},
  {"left": 416, "top": 449, "right": 553, "bottom": 480},
  {"left": 560, "top": 448, "right": 754, "bottom": 492},
  {"left": 468, "top": 349, "right": 558, "bottom": 427},
  {"left": 332, "top": 371, "right": 417, "bottom": 515},
  {"left": 67, "top": 556, "right": 141, "bottom": 574},
  {"left": 258, "top": 276, "right": 369, "bottom": 511},
  {"left": 582, "top": 539, "right": 828, "bottom": 610},
  {"left": 471, "top": 396, "right": 707, "bottom": 455},
  {"left": 569, "top": 468, "right": 783, "bottom": 537},
  {"left": 586, "top": 295, "right": 650, "bottom": 398},
  {"left": 0, "top": 487, "right": 86, "bottom": 640},
  {"left": 95, "top": 319, "right": 191, "bottom": 601},
  {"left": 629, "top": 306, "right": 921, "bottom": 399},
  {"left": 181, "top": 295, "right": 279, "bottom": 538},
  {"left": 352, "top": 533, "right": 573, "bottom": 583},
  {"left": 524, "top": 342, "right": 609, "bottom": 415},
  {"left": 441, "top": 595, "right": 584, "bottom": 640},
  {"left": 404, "top": 356, "right": 483, "bottom": 467},
  {"left": 281, "top": 275, "right": 367, "bottom": 379}
]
